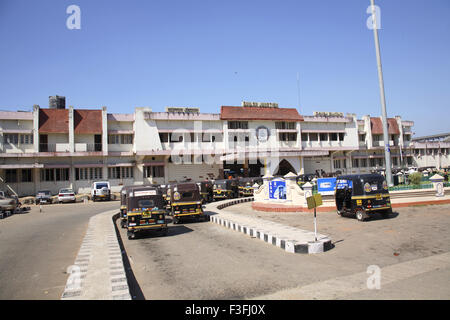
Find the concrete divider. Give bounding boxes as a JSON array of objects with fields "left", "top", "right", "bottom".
[
  {"left": 61, "top": 209, "right": 131, "bottom": 300},
  {"left": 206, "top": 198, "right": 332, "bottom": 254}
]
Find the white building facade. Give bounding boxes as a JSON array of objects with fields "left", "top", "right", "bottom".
[{"left": 0, "top": 101, "right": 422, "bottom": 196}]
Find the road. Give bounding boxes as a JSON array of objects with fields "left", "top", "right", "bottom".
[
  {"left": 118, "top": 204, "right": 450, "bottom": 300},
  {"left": 0, "top": 201, "right": 118, "bottom": 300}
]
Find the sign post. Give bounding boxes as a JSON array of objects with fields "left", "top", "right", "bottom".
[{"left": 306, "top": 194, "right": 323, "bottom": 241}]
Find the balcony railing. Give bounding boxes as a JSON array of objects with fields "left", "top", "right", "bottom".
[
  {"left": 75, "top": 143, "right": 102, "bottom": 152},
  {"left": 39, "top": 143, "right": 102, "bottom": 152}
]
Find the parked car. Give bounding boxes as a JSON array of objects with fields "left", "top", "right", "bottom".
[
  {"left": 91, "top": 181, "right": 111, "bottom": 201},
  {"left": 58, "top": 188, "right": 76, "bottom": 203},
  {"left": 35, "top": 190, "right": 53, "bottom": 204}
]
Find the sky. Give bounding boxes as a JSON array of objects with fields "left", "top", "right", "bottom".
[{"left": 0, "top": 0, "right": 449, "bottom": 137}]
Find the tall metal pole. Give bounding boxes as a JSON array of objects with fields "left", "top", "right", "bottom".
[{"left": 370, "top": 0, "right": 393, "bottom": 186}]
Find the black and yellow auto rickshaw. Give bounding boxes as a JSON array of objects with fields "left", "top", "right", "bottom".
[
  {"left": 126, "top": 185, "right": 168, "bottom": 239},
  {"left": 197, "top": 180, "right": 213, "bottom": 203},
  {"left": 119, "top": 185, "right": 134, "bottom": 228},
  {"left": 164, "top": 184, "right": 173, "bottom": 210},
  {"left": 238, "top": 177, "right": 263, "bottom": 197},
  {"left": 335, "top": 174, "right": 392, "bottom": 221},
  {"left": 159, "top": 184, "right": 169, "bottom": 206},
  {"left": 169, "top": 183, "right": 206, "bottom": 224},
  {"left": 212, "top": 179, "right": 239, "bottom": 200}
]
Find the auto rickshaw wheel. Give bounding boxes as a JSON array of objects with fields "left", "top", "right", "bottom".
[
  {"left": 336, "top": 209, "right": 344, "bottom": 217},
  {"left": 355, "top": 209, "right": 367, "bottom": 222},
  {"left": 127, "top": 232, "right": 136, "bottom": 240},
  {"left": 173, "top": 217, "right": 178, "bottom": 225}
]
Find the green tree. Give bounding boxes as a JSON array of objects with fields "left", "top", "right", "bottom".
[{"left": 409, "top": 172, "right": 422, "bottom": 185}]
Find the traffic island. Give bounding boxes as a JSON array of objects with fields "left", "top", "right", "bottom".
[{"left": 206, "top": 198, "right": 333, "bottom": 254}]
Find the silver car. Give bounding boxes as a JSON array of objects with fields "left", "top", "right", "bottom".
[{"left": 58, "top": 188, "right": 76, "bottom": 203}]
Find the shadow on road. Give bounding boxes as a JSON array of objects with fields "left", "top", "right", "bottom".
[{"left": 113, "top": 214, "right": 146, "bottom": 300}]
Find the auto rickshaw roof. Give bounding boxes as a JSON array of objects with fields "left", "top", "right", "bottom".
[
  {"left": 172, "top": 182, "right": 199, "bottom": 191},
  {"left": 336, "top": 173, "right": 385, "bottom": 182}
]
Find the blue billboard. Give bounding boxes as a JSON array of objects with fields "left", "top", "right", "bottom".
[
  {"left": 317, "top": 178, "right": 337, "bottom": 195},
  {"left": 269, "top": 179, "right": 286, "bottom": 200}
]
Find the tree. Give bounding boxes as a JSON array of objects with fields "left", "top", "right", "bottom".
[{"left": 409, "top": 172, "right": 422, "bottom": 185}]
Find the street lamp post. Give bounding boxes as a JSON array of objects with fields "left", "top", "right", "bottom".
[{"left": 370, "top": 0, "right": 393, "bottom": 186}]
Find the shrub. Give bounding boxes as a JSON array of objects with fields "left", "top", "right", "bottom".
[{"left": 409, "top": 172, "right": 422, "bottom": 185}]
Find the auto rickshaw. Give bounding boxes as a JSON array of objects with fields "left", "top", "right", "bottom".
[
  {"left": 126, "top": 185, "right": 169, "bottom": 239},
  {"left": 169, "top": 183, "right": 206, "bottom": 224},
  {"left": 159, "top": 184, "right": 169, "bottom": 206},
  {"left": 335, "top": 174, "right": 392, "bottom": 222},
  {"left": 164, "top": 184, "right": 173, "bottom": 210},
  {"left": 197, "top": 180, "right": 213, "bottom": 203},
  {"left": 212, "top": 179, "right": 239, "bottom": 200},
  {"left": 238, "top": 177, "right": 263, "bottom": 197},
  {"left": 119, "top": 185, "right": 134, "bottom": 228}
]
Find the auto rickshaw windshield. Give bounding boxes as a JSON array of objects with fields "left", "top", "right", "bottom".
[
  {"left": 137, "top": 199, "right": 156, "bottom": 208},
  {"left": 360, "top": 177, "right": 388, "bottom": 194}
]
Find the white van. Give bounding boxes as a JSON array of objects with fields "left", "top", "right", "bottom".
[{"left": 91, "top": 181, "right": 111, "bottom": 201}]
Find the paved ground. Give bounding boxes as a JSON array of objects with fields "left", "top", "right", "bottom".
[
  {"left": 0, "top": 200, "right": 119, "bottom": 300},
  {"left": 119, "top": 203, "right": 450, "bottom": 300}
]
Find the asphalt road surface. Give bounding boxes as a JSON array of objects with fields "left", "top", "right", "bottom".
[
  {"left": 0, "top": 201, "right": 118, "bottom": 300},
  {"left": 118, "top": 204, "right": 450, "bottom": 300}
]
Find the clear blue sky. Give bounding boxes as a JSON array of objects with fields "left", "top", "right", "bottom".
[{"left": 0, "top": 0, "right": 449, "bottom": 137}]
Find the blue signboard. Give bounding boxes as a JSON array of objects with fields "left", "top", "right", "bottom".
[
  {"left": 269, "top": 179, "right": 286, "bottom": 200},
  {"left": 317, "top": 178, "right": 337, "bottom": 195}
]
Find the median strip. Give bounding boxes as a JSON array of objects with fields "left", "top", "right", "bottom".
[{"left": 61, "top": 209, "right": 131, "bottom": 300}]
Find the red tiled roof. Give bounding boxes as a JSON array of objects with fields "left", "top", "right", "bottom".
[
  {"left": 370, "top": 117, "right": 400, "bottom": 135},
  {"left": 220, "top": 106, "right": 303, "bottom": 121},
  {"left": 74, "top": 110, "right": 102, "bottom": 134},
  {"left": 39, "top": 109, "right": 69, "bottom": 133}
]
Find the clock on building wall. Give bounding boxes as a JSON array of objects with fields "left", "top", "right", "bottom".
[{"left": 256, "top": 126, "right": 270, "bottom": 142}]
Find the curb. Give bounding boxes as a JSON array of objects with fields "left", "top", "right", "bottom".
[
  {"left": 207, "top": 198, "right": 332, "bottom": 254},
  {"left": 61, "top": 209, "right": 131, "bottom": 300}
]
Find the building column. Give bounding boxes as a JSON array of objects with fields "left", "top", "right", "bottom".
[
  {"left": 33, "top": 105, "right": 40, "bottom": 153},
  {"left": 102, "top": 106, "right": 108, "bottom": 156},
  {"left": 69, "top": 106, "right": 74, "bottom": 153}
]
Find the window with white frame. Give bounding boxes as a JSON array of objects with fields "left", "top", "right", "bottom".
[
  {"left": 21, "top": 169, "right": 33, "bottom": 182},
  {"left": 108, "top": 134, "right": 133, "bottom": 144},
  {"left": 333, "top": 159, "right": 341, "bottom": 169},
  {"left": 4, "top": 134, "right": 18, "bottom": 144},
  {"left": 5, "top": 169, "right": 17, "bottom": 183},
  {"left": 275, "top": 122, "right": 296, "bottom": 129},
  {"left": 360, "top": 158, "right": 367, "bottom": 167},
  {"left": 228, "top": 121, "right": 248, "bottom": 129},
  {"left": 40, "top": 168, "right": 69, "bottom": 181},
  {"left": 75, "top": 167, "right": 103, "bottom": 180},
  {"left": 144, "top": 166, "right": 164, "bottom": 178},
  {"left": 278, "top": 132, "right": 297, "bottom": 142},
  {"left": 20, "top": 134, "right": 34, "bottom": 145},
  {"left": 108, "top": 166, "right": 133, "bottom": 179}
]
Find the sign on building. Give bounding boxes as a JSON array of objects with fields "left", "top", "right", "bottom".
[
  {"left": 317, "top": 178, "right": 337, "bottom": 196},
  {"left": 269, "top": 178, "right": 286, "bottom": 200}
]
